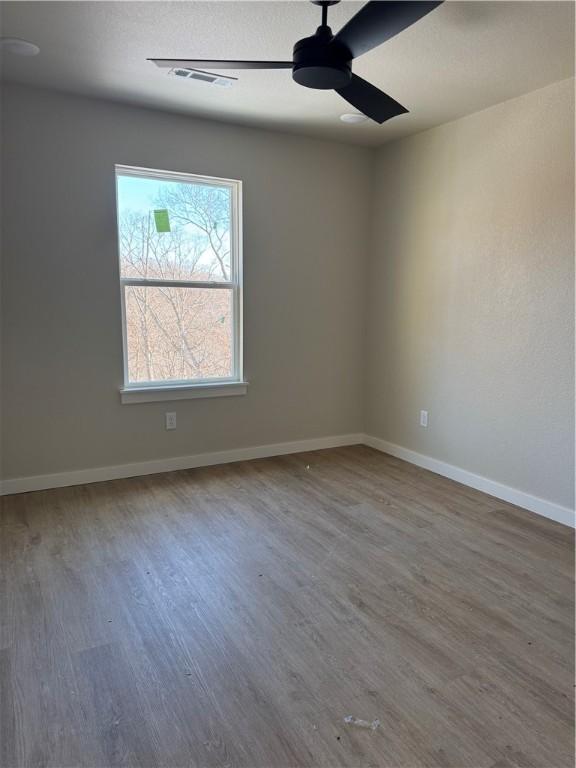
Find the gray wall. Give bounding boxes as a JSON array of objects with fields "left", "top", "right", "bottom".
[
  {"left": 1, "top": 79, "right": 574, "bottom": 512},
  {"left": 0, "top": 84, "right": 371, "bottom": 478},
  {"left": 366, "top": 78, "right": 575, "bottom": 509}
]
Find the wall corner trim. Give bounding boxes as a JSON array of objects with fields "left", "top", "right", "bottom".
[{"left": 363, "top": 434, "right": 575, "bottom": 528}]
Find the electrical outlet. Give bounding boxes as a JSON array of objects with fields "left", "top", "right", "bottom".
[
  {"left": 165, "top": 412, "right": 177, "bottom": 431},
  {"left": 420, "top": 410, "right": 428, "bottom": 428}
]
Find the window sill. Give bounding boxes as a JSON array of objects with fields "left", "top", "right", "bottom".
[{"left": 120, "top": 381, "right": 249, "bottom": 404}]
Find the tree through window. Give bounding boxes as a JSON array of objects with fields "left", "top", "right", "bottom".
[{"left": 115, "top": 166, "right": 242, "bottom": 388}]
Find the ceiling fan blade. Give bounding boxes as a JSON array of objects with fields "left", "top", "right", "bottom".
[
  {"left": 334, "top": 1, "right": 443, "bottom": 59},
  {"left": 336, "top": 75, "right": 408, "bottom": 124},
  {"left": 149, "top": 59, "right": 293, "bottom": 70}
]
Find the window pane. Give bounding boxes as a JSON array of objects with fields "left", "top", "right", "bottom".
[
  {"left": 124, "top": 286, "right": 233, "bottom": 383},
  {"left": 117, "top": 175, "right": 232, "bottom": 282}
]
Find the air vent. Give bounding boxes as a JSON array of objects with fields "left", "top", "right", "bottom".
[{"left": 168, "top": 68, "right": 236, "bottom": 88}]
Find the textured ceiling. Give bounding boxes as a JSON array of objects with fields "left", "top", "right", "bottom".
[{"left": 0, "top": 1, "right": 574, "bottom": 146}]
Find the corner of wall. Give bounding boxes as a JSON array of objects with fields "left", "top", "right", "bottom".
[{"left": 363, "top": 79, "right": 575, "bottom": 515}]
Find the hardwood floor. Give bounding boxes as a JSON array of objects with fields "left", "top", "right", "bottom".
[{"left": 0, "top": 445, "right": 573, "bottom": 768}]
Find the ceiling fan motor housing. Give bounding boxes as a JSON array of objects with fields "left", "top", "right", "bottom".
[{"left": 292, "top": 27, "right": 352, "bottom": 90}]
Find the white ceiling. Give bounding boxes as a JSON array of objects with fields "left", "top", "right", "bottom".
[{"left": 0, "top": 1, "right": 574, "bottom": 146}]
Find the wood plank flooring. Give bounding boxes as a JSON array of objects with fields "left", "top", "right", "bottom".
[{"left": 0, "top": 445, "right": 573, "bottom": 768}]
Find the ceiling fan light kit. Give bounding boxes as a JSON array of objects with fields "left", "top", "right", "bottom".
[
  {"left": 149, "top": 0, "right": 443, "bottom": 124},
  {"left": 292, "top": 22, "right": 351, "bottom": 90}
]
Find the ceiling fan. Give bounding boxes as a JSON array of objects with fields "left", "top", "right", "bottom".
[{"left": 149, "top": 0, "right": 443, "bottom": 125}]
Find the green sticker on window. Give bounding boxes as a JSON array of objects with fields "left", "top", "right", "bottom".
[{"left": 153, "top": 209, "right": 171, "bottom": 232}]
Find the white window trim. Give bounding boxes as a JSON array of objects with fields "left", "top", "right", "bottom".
[
  {"left": 115, "top": 164, "right": 245, "bottom": 403},
  {"left": 120, "top": 380, "right": 248, "bottom": 405}
]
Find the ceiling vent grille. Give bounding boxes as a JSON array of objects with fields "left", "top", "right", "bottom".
[{"left": 168, "top": 68, "right": 236, "bottom": 88}]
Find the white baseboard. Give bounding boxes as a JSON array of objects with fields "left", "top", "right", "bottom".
[
  {"left": 2, "top": 431, "right": 573, "bottom": 529},
  {"left": 0, "top": 433, "right": 364, "bottom": 496},
  {"left": 363, "top": 434, "right": 575, "bottom": 529}
]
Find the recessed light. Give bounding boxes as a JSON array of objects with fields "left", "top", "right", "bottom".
[
  {"left": 340, "top": 113, "right": 368, "bottom": 124},
  {"left": 0, "top": 38, "right": 40, "bottom": 56}
]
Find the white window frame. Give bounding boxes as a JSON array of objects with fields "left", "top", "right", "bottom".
[{"left": 115, "top": 164, "right": 246, "bottom": 404}]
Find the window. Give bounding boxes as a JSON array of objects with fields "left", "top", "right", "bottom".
[{"left": 115, "top": 165, "right": 245, "bottom": 403}]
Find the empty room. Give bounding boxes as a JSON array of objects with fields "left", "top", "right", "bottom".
[{"left": 0, "top": 1, "right": 574, "bottom": 766}]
